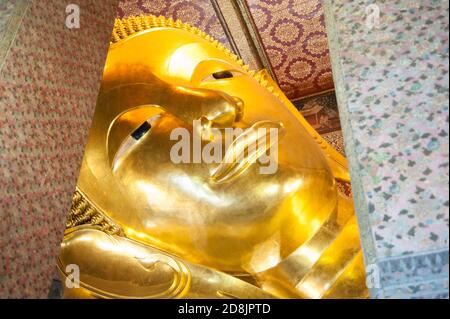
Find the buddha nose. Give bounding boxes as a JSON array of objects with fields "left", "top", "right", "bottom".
[
  {"left": 196, "top": 93, "right": 244, "bottom": 141},
  {"left": 232, "top": 96, "right": 244, "bottom": 122},
  {"left": 203, "top": 93, "right": 244, "bottom": 128},
  {"left": 167, "top": 86, "right": 244, "bottom": 128}
]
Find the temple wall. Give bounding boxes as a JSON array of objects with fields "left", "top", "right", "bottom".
[
  {"left": 0, "top": 0, "right": 119, "bottom": 298},
  {"left": 324, "top": 0, "right": 449, "bottom": 298},
  {"left": 245, "top": 0, "right": 334, "bottom": 99},
  {"left": 1, "top": 0, "right": 448, "bottom": 299},
  {"left": 116, "top": 0, "right": 230, "bottom": 48}
]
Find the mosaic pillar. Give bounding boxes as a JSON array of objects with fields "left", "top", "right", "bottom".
[
  {"left": 0, "top": 0, "right": 29, "bottom": 71},
  {"left": 0, "top": 0, "right": 119, "bottom": 298},
  {"left": 324, "top": 0, "right": 449, "bottom": 298}
]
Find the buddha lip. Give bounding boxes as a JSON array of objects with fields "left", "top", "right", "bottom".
[{"left": 211, "top": 121, "right": 285, "bottom": 184}]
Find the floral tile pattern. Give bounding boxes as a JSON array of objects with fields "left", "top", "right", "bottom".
[
  {"left": 116, "top": 0, "right": 230, "bottom": 48},
  {"left": 246, "top": 0, "right": 334, "bottom": 99},
  {"left": 116, "top": 1, "right": 334, "bottom": 101},
  {"left": 0, "top": 0, "right": 119, "bottom": 298},
  {"left": 324, "top": 0, "right": 449, "bottom": 298}
]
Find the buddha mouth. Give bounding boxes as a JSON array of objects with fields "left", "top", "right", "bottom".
[{"left": 211, "top": 121, "right": 285, "bottom": 184}]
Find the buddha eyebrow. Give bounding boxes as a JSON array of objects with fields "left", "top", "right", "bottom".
[{"left": 131, "top": 121, "right": 152, "bottom": 140}]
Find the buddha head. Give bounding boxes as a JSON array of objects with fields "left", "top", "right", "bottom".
[{"left": 78, "top": 16, "right": 338, "bottom": 274}]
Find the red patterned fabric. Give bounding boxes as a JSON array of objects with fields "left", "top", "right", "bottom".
[
  {"left": 116, "top": 0, "right": 230, "bottom": 47},
  {"left": 0, "top": 0, "right": 119, "bottom": 298},
  {"left": 246, "top": 0, "right": 334, "bottom": 99},
  {"left": 116, "top": 0, "right": 334, "bottom": 100}
]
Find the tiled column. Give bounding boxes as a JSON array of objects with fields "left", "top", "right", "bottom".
[
  {"left": 0, "top": 0, "right": 29, "bottom": 71},
  {"left": 0, "top": 0, "right": 119, "bottom": 298},
  {"left": 324, "top": 0, "right": 449, "bottom": 298}
]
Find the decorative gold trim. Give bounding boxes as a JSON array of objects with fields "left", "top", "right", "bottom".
[
  {"left": 66, "top": 189, "right": 124, "bottom": 236},
  {"left": 111, "top": 15, "right": 282, "bottom": 100}
]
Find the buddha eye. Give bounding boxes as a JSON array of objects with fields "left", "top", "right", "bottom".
[
  {"left": 213, "top": 71, "right": 234, "bottom": 79},
  {"left": 112, "top": 115, "right": 161, "bottom": 170},
  {"left": 202, "top": 70, "right": 241, "bottom": 82},
  {"left": 131, "top": 121, "right": 152, "bottom": 140}
]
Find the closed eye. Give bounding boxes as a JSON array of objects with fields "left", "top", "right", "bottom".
[
  {"left": 213, "top": 71, "right": 234, "bottom": 79},
  {"left": 112, "top": 115, "right": 161, "bottom": 170},
  {"left": 131, "top": 121, "right": 152, "bottom": 140},
  {"left": 202, "top": 70, "right": 242, "bottom": 82}
]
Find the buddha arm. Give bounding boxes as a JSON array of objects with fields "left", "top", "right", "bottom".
[{"left": 58, "top": 227, "right": 273, "bottom": 299}]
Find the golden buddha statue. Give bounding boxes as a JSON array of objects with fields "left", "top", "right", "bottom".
[{"left": 58, "top": 15, "right": 368, "bottom": 299}]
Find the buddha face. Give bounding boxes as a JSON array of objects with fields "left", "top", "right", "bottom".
[{"left": 79, "top": 26, "right": 337, "bottom": 273}]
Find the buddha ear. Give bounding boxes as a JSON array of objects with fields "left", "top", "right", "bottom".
[{"left": 256, "top": 69, "right": 351, "bottom": 183}]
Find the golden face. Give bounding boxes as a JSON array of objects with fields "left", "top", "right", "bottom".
[{"left": 79, "top": 19, "right": 338, "bottom": 274}]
